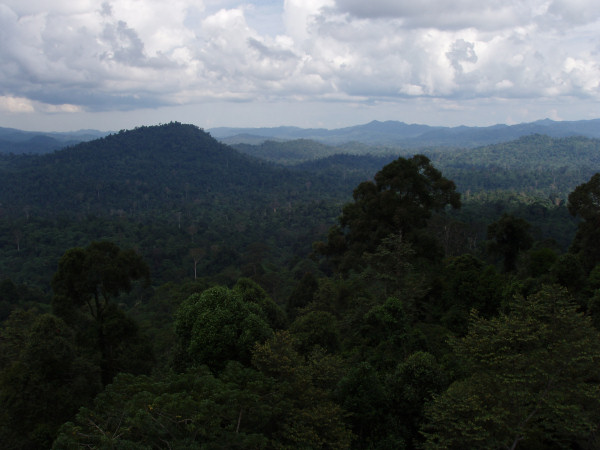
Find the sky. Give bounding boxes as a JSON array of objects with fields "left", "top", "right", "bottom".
[{"left": 0, "top": 0, "right": 599, "bottom": 132}]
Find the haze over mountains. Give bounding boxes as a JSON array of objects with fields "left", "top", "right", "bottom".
[
  {"left": 0, "top": 127, "right": 108, "bottom": 154},
  {"left": 2, "top": 118, "right": 600, "bottom": 154},
  {"left": 210, "top": 118, "right": 600, "bottom": 147}
]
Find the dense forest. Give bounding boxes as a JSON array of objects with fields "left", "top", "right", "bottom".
[{"left": 1, "top": 122, "right": 600, "bottom": 449}]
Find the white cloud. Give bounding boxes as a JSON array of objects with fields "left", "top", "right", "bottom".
[
  {"left": 0, "top": 96, "right": 35, "bottom": 113},
  {"left": 0, "top": 0, "right": 598, "bottom": 129}
]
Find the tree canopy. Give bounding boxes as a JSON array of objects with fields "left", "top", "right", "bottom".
[
  {"left": 423, "top": 285, "right": 600, "bottom": 449},
  {"left": 317, "top": 154, "right": 461, "bottom": 271}
]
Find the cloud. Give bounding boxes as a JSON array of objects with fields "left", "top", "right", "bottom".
[
  {"left": 0, "top": 0, "right": 598, "bottom": 125},
  {"left": 547, "top": 0, "right": 600, "bottom": 25},
  {"left": 0, "top": 95, "right": 81, "bottom": 114},
  {"left": 0, "top": 96, "right": 35, "bottom": 113},
  {"left": 332, "top": 0, "right": 536, "bottom": 30}
]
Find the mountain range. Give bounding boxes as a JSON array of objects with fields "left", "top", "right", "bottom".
[
  {"left": 2, "top": 118, "right": 599, "bottom": 154},
  {"left": 210, "top": 118, "right": 600, "bottom": 147},
  {"left": 0, "top": 127, "right": 108, "bottom": 154}
]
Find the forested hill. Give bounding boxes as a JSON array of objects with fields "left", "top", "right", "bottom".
[
  {"left": 238, "top": 134, "right": 600, "bottom": 200},
  {"left": 0, "top": 122, "right": 341, "bottom": 218},
  {"left": 0, "top": 123, "right": 349, "bottom": 290}
]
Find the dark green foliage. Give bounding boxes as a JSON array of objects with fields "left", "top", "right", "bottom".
[
  {"left": 51, "top": 241, "right": 149, "bottom": 320},
  {"left": 360, "top": 297, "right": 415, "bottom": 367},
  {"left": 286, "top": 272, "right": 319, "bottom": 320},
  {"left": 317, "top": 155, "right": 460, "bottom": 271},
  {"left": 233, "top": 277, "right": 287, "bottom": 330},
  {"left": 568, "top": 173, "right": 600, "bottom": 273},
  {"left": 486, "top": 213, "right": 533, "bottom": 272},
  {"left": 388, "top": 351, "right": 449, "bottom": 449},
  {"left": 423, "top": 285, "right": 600, "bottom": 449},
  {"left": 56, "top": 333, "right": 353, "bottom": 449},
  {"left": 0, "top": 312, "right": 100, "bottom": 449},
  {"left": 54, "top": 364, "right": 272, "bottom": 449},
  {"left": 174, "top": 286, "right": 274, "bottom": 371},
  {"left": 51, "top": 241, "right": 151, "bottom": 386},
  {"left": 289, "top": 310, "right": 341, "bottom": 354},
  {"left": 335, "top": 362, "right": 391, "bottom": 448},
  {"left": 525, "top": 246, "right": 558, "bottom": 279},
  {"left": 551, "top": 253, "right": 585, "bottom": 293},
  {"left": 440, "top": 254, "right": 504, "bottom": 333},
  {"left": 252, "top": 331, "right": 353, "bottom": 449}
]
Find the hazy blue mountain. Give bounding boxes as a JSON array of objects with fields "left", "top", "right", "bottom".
[
  {"left": 210, "top": 118, "right": 600, "bottom": 147},
  {"left": 0, "top": 127, "right": 109, "bottom": 154}
]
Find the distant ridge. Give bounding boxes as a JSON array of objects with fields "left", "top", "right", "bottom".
[
  {"left": 210, "top": 118, "right": 600, "bottom": 148},
  {"left": 0, "top": 127, "right": 109, "bottom": 154}
]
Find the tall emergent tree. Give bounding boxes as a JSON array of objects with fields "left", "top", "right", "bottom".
[
  {"left": 51, "top": 241, "right": 150, "bottom": 386},
  {"left": 316, "top": 155, "right": 461, "bottom": 271}
]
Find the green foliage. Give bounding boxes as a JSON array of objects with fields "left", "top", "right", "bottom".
[
  {"left": 423, "top": 285, "right": 600, "bottom": 449},
  {"left": 388, "top": 351, "right": 449, "bottom": 449},
  {"left": 0, "top": 312, "right": 100, "bottom": 449},
  {"left": 252, "top": 331, "right": 353, "bottom": 449},
  {"left": 335, "top": 362, "right": 391, "bottom": 448},
  {"left": 486, "top": 213, "right": 533, "bottom": 272},
  {"left": 53, "top": 364, "right": 272, "bottom": 449},
  {"left": 3, "top": 127, "right": 600, "bottom": 448},
  {"left": 317, "top": 155, "right": 460, "bottom": 271},
  {"left": 440, "top": 254, "right": 504, "bottom": 333},
  {"left": 524, "top": 246, "right": 558, "bottom": 279},
  {"left": 174, "top": 286, "right": 274, "bottom": 370},
  {"left": 286, "top": 272, "right": 319, "bottom": 320},
  {"left": 289, "top": 310, "right": 341, "bottom": 354},
  {"left": 360, "top": 297, "right": 415, "bottom": 368},
  {"left": 551, "top": 253, "right": 585, "bottom": 293},
  {"left": 51, "top": 241, "right": 152, "bottom": 386},
  {"left": 233, "top": 277, "right": 287, "bottom": 330},
  {"left": 568, "top": 173, "right": 600, "bottom": 273}
]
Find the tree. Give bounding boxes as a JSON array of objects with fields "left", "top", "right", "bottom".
[
  {"left": 0, "top": 312, "right": 100, "bottom": 449},
  {"left": 334, "top": 362, "right": 390, "bottom": 448},
  {"left": 568, "top": 173, "right": 600, "bottom": 272},
  {"left": 316, "top": 155, "right": 461, "bottom": 271},
  {"left": 423, "top": 285, "right": 600, "bottom": 449},
  {"left": 252, "top": 331, "right": 353, "bottom": 449},
  {"left": 174, "top": 285, "right": 273, "bottom": 371},
  {"left": 486, "top": 213, "right": 533, "bottom": 272},
  {"left": 51, "top": 241, "right": 150, "bottom": 386},
  {"left": 233, "top": 277, "right": 287, "bottom": 330},
  {"left": 53, "top": 364, "right": 271, "bottom": 449},
  {"left": 568, "top": 173, "right": 600, "bottom": 222},
  {"left": 289, "top": 310, "right": 341, "bottom": 354},
  {"left": 387, "top": 351, "right": 449, "bottom": 449},
  {"left": 440, "top": 254, "right": 504, "bottom": 333},
  {"left": 189, "top": 247, "right": 206, "bottom": 279},
  {"left": 287, "top": 272, "right": 319, "bottom": 320}
]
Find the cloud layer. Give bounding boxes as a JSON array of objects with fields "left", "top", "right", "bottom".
[{"left": 0, "top": 0, "right": 598, "bottom": 127}]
